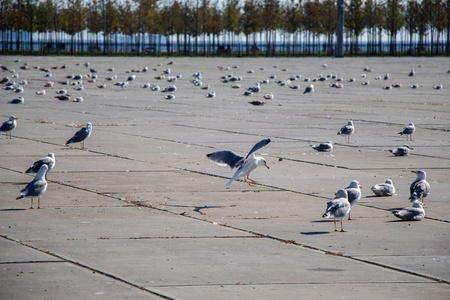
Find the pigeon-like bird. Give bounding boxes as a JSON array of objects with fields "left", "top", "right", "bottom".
[
  {"left": 65, "top": 122, "right": 92, "bottom": 149},
  {"left": 17, "top": 164, "right": 48, "bottom": 209},
  {"left": 409, "top": 170, "right": 430, "bottom": 204},
  {"left": 207, "top": 139, "right": 271, "bottom": 187},
  {"left": 322, "top": 189, "right": 351, "bottom": 232}
]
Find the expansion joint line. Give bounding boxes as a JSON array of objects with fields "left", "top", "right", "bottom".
[{"left": 0, "top": 234, "right": 176, "bottom": 300}]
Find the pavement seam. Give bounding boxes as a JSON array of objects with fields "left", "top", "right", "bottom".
[{"left": 0, "top": 234, "right": 176, "bottom": 300}]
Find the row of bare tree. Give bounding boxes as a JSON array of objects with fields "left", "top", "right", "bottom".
[{"left": 0, "top": 0, "right": 449, "bottom": 56}]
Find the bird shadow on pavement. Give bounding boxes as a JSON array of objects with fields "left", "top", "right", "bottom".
[{"left": 164, "top": 204, "right": 237, "bottom": 215}]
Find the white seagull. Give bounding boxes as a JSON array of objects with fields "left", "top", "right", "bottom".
[
  {"left": 371, "top": 179, "right": 396, "bottom": 196},
  {"left": 310, "top": 140, "right": 333, "bottom": 152},
  {"left": 65, "top": 122, "right": 92, "bottom": 149},
  {"left": 337, "top": 120, "right": 354, "bottom": 143},
  {"left": 207, "top": 139, "right": 271, "bottom": 187},
  {"left": 389, "top": 144, "right": 413, "bottom": 156},
  {"left": 398, "top": 123, "right": 415, "bottom": 141},
  {"left": 322, "top": 189, "right": 351, "bottom": 232},
  {"left": 17, "top": 164, "right": 48, "bottom": 209},
  {"left": 345, "top": 180, "right": 362, "bottom": 220},
  {"left": 409, "top": 170, "right": 430, "bottom": 204},
  {"left": 393, "top": 201, "right": 425, "bottom": 221},
  {"left": 0, "top": 115, "right": 18, "bottom": 138}
]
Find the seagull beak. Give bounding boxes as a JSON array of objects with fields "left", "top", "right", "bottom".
[
  {"left": 359, "top": 185, "right": 363, "bottom": 188},
  {"left": 265, "top": 165, "right": 270, "bottom": 169},
  {"left": 411, "top": 170, "right": 416, "bottom": 173},
  {"left": 410, "top": 147, "right": 414, "bottom": 150}
]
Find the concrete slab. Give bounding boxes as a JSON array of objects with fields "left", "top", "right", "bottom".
[{"left": 1, "top": 56, "right": 449, "bottom": 299}]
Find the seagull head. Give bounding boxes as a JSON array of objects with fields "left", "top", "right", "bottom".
[
  {"left": 411, "top": 170, "right": 426, "bottom": 180},
  {"left": 335, "top": 189, "right": 348, "bottom": 199}
]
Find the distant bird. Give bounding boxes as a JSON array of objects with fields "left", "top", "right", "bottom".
[
  {"left": 290, "top": 85, "right": 300, "bottom": 90},
  {"left": 393, "top": 201, "right": 425, "bottom": 221},
  {"left": 371, "top": 179, "right": 396, "bottom": 196},
  {"left": 25, "top": 153, "right": 55, "bottom": 180},
  {"left": 433, "top": 84, "right": 443, "bottom": 90},
  {"left": 337, "top": 120, "right": 354, "bottom": 143},
  {"left": 162, "top": 85, "right": 177, "bottom": 92},
  {"left": 126, "top": 75, "right": 136, "bottom": 82},
  {"left": 248, "top": 100, "right": 265, "bottom": 106},
  {"left": 9, "top": 96, "right": 24, "bottom": 104},
  {"left": 391, "top": 83, "right": 402, "bottom": 88},
  {"left": 310, "top": 140, "right": 333, "bottom": 152},
  {"left": 44, "top": 81, "right": 54, "bottom": 88},
  {"left": 263, "top": 92, "right": 274, "bottom": 100},
  {"left": 0, "top": 115, "right": 18, "bottom": 138},
  {"left": 362, "top": 81, "right": 370, "bottom": 86},
  {"left": 384, "top": 73, "right": 389, "bottom": 80},
  {"left": 65, "top": 122, "right": 92, "bottom": 149},
  {"left": 56, "top": 89, "right": 67, "bottom": 95},
  {"left": 408, "top": 68, "right": 415, "bottom": 76},
  {"left": 345, "top": 180, "right": 362, "bottom": 220},
  {"left": 16, "top": 164, "right": 48, "bottom": 209},
  {"left": 206, "top": 138, "right": 271, "bottom": 187},
  {"left": 151, "top": 84, "right": 160, "bottom": 91},
  {"left": 73, "top": 96, "right": 84, "bottom": 102},
  {"left": 14, "top": 85, "right": 24, "bottom": 93},
  {"left": 398, "top": 123, "right": 415, "bottom": 141},
  {"left": 242, "top": 90, "right": 253, "bottom": 96},
  {"left": 164, "top": 93, "right": 175, "bottom": 100},
  {"left": 383, "top": 85, "right": 391, "bottom": 90},
  {"left": 409, "top": 170, "right": 430, "bottom": 204},
  {"left": 303, "top": 84, "right": 314, "bottom": 95},
  {"left": 36, "top": 90, "right": 46, "bottom": 95},
  {"left": 322, "top": 189, "right": 351, "bottom": 232},
  {"left": 205, "top": 91, "right": 216, "bottom": 98},
  {"left": 410, "top": 84, "right": 419, "bottom": 89},
  {"left": 55, "top": 95, "right": 70, "bottom": 101},
  {"left": 389, "top": 144, "right": 413, "bottom": 156}
]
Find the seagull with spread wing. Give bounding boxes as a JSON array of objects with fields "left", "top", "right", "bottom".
[{"left": 206, "top": 139, "right": 271, "bottom": 187}]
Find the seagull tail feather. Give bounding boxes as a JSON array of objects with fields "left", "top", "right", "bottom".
[{"left": 16, "top": 195, "right": 25, "bottom": 200}]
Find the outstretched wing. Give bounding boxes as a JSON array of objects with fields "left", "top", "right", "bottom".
[
  {"left": 226, "top": 168, "right": 244, "bottom": 186},
  {"left": 206, "top": 150, "right": 244, "bottom": 170},
  {"left": 245, "top": 139, "right": 271, "bottom": 160}
]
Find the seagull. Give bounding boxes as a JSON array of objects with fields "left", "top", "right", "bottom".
[
  {"left": 36, "top": 89, "right": 46, "bottom": 95},
  {"left": 389, "top": 144, "right": 413, "bottom": 156},
  {"left": 310, "top": 140, "right": 333, "bottom": 152},
  {"left": 206, "top": 139, "right": 271, "bottom": 187},
  {"left": 398, "top": 123, "right": 415, "bottom": 141},
  {"left": 408, "top": 68, "right": 415, "bottom": 76},
  {"left": 73, "top": 96, "right": 84, "bottom": 102},
  {"left": 16, "top": 164, "right": 48, "bottom": 209},
  {"left": 433, "top": 84, "right": 443, "bottom": 90},
  {"left": 25, "top": 153, "right": 55, "bottom": 180},
  {"left": 303, "top": 84, "right": 314, "bottom": 94},
  {"left": 55, "top": 95, "right": 70, "bottom": 101},
  {"left": 127, "top": 74, "right": 136, "bottom": 82},
  {"left": 205, "top": 91, "right": 216, "bottom": 98},
  {"left": 393, "top": 201, "right": 425, "bottom": 221},
  {"left": 263, "top": 92, "right": 274, "bottom": 100},
  {"left": 345, "top": 180, "right": 362, "bottom": 220},
  {"left": 409, "top": 170, "right": 430, "bottom": 204},
  {"left": 384, "top": 73, "right": 389, "bottom": 80},
  {"left": 322, "top": 189, "right": 351, "bottom": 232},
  {"left": 337, "top": 120, "right": 354, "bottom": 143},
  {"left": 164, "top": 93, "right": 175, "bottom": 100},
  {"left": 9, "top": 96, "right": 24, "bottom": 104},
  {"left": 0, "top": 116, "right": 18, "bottom": 138},
  {"left": 151, "top": 84, "right": 160, "bottom": 91},
  {"left": 248, "top": 100, "right": 265, "bottom": 106},
  {"left": 65, "top": 122, "right": 92, "bottom": 149},
  {"left": 371, "top": 179, "right": 396, "bottom": 196}
]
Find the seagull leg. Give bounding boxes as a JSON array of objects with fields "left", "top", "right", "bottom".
[
  {"left": 30, "top": 198, "right": 34, "bottom": 209},
  {"left": 348, "top": 212, "right": 352, "bottom": 220},
  {"left": 334, "top": 219, "right": 337, "bottom": 232},
  {"left": 244, "top": 176, "right": 256, "bottom": 187},
  {"left": 248, "top": 177, "right": 259, "bottom": 183},
  {"left": 37, "top": 197, "right": 41, "bottom": 209},
  {"left": 340, "top": 219, "right": 346, "bottom": 232}
]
